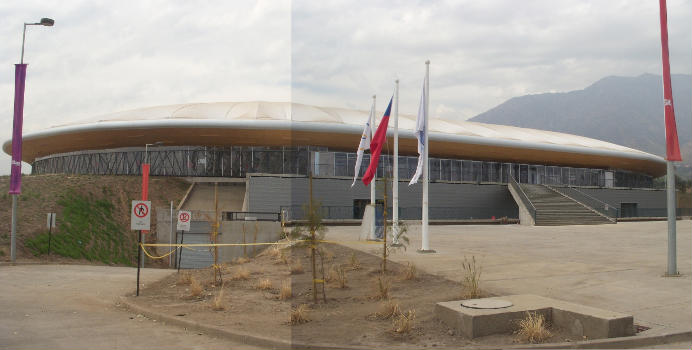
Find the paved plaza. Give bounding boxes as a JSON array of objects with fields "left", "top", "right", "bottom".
[{"left": 328, "top": 220, "right": 692, "bottom": 340}]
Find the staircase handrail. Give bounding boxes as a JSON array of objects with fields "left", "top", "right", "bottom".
[
  {"left": 508, "top": 172, "right": 536, "bottom": 221},
  {"left": 550, "top": 185, "right": 618, "bottom": 219}
]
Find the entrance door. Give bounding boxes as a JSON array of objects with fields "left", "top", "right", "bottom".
[{"left": 620, "top": 203, "right": 638, "bottom": 218}]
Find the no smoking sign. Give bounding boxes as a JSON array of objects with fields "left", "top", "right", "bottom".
[
  {"left": 131, "top": 200, "right": 151, "bottom": 230},
  {"left": 177, "top": 210, "right": 192, "bottom": 231}
]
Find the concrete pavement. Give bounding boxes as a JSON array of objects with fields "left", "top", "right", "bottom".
[
  {"left": 326, "top": 220, "right": 691, "bottom": 347},
  {"left": 0, "top": 264, "right": 260, "bottom": 349}
]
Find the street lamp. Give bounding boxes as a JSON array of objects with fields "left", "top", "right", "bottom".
[
  {"left": 20, "top": 18, "right": 54, "bottom": 64},
  {"left": 145, "top": 141, "right": 164, "bottom": 165},
  {"left": 10, "top": 18, "right": 54, "bottom": 263}
]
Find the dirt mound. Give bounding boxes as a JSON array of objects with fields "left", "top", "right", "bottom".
[{"left": 0, "top": 174, "right": 189, "bottom": 265}]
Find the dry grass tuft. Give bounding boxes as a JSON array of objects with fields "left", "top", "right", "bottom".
[
  {"left": 290, "top": 304, "right": 310, "bottom": 325},
  {"left": 461, "top": 256, "right": 482, "bottom": 299},
  {"left": 372, "top": 274, "right": 392, "bottom": 300},
  {"left": 328, "top": 265, "right": 347, "bottom": 288},
  {"left": 265, "top": 245, "right": 282, "bottom": 259},
  {"left": 256, "top": 278, "right": 273, "bottom": 290},
  {"left": 401, "top": 262, "right": 417, "bottom": 281},
  {"left": 210, "top": 286, "right": 226, "bottom": 311},
  {"left": 349, "top": 252, "right": 361, "bottom": 270},
  {"left": 320, "top": 247, "right": 335, "bottom": 261},
  {"left": 290, "top": 258, "right": 304, "bottom": 274},
  {"left": 233, "top": 257, "right": 250, "bottom": 264},
  {"left": 189, "top": 276, "right": 203, "bottom": 297},
  {"left": 279, "top": 279, "right": 292, "bottom": 300},
  {"left": 516, "top": 311, "right": 552, "bottom": 343},
  {"left": 177, "top": 272, "right": 192, "bottom": 285},
  {"left": 393, "top": 309, "right": 415, "bottom": 334},
  {"left": 374, "top": 299, "right": 401, "bottom": 319},
  {"left": 231, "top": 266, "right": 251, "bottom": 280}
]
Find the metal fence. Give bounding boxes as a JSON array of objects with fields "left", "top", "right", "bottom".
[{"left": 32, "top": 145, "right": 654, "bottom": 189}]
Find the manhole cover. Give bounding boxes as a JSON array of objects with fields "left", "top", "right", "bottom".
[{"left": 461, "top": 298, "right": 513, "bottom": 309}]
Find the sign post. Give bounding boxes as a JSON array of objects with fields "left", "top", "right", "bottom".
[
  {"left": 176, "top": 210, "right": 191, "bottom": 272},
  {"left": 131, "top": 200, "right": 151, "bottom": 296},
  {"left": 46, "top": 213, "right": 56, "bottom": 255}
]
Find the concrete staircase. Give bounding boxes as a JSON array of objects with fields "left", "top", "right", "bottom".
[
  {"left": 520, "top": 184, "right": 612, "bottom": 226},
  {"left": 180, "top": 182, "right": 245, "bottom": 212}
]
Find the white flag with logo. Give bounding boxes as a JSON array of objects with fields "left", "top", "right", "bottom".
[
  {"left": 409, "top": 82, "right": 426, "bottom": 185},
  {"left": 352, "top": 101, "right": 375, "bottom": 186}
]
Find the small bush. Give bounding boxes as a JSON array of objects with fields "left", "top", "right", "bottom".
[
  {"left": 393, "top": 309, "right": 415, "bottom": 334},
  {"left": 257, "top": 278, "right": 272, "bottom": 290},
  {"left": 280, "top": 280, "right": 292, "bottom": 300},
  {"left": 211, "top": 287, "right": 225, "bottom": 311},
  {"left": 177, "top": 272, "right": 192, "bottom": 285},
  {"left": 320, "top": 247, "right": 335, "bottom": 261},
  {"left": 231, "top": 266, "right": 250, "bottom": 280},
  {"left": 373, "top": 275, "right": 391, "bottom": 300},
  {"left": 290, "top": 258, "right": 304, "bottom": 274},
  {"left": 374, "top": 299, "right": 400, "bottom": 319},
  {"left": 233, "top": 257, "right": 250, "bottom": 264},
  {"left": 349, "top": 252, "right": 361, "bottom": 270},
  {"left": 266, "top": 245, "right": 282, "bottom": 259},
  {"left": 189, "top": 276, "right": 203, "bottom": 297},
  {"left": 290, "top": 304, "right": 310, "bottom": 325},
  {"left": 516, "top": 311, "right": 551, "bottom": 343},
  {"left": 401, "top": 262, "right": 417, "bottom": 281},
  {"left": 461, "top": 256, "right": 482, "bottom": 299},
  {"left": 332, "top": 265, "right": 347, "bottom": 288}
]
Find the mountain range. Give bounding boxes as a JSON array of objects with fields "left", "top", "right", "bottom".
[{"left": 470, "top": 73, "right": 691, "bottom": 177}]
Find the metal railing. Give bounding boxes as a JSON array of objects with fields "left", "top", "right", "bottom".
[
  {"left": 223, "top": 211, "right": 280, "bottom": 222},
  {"left": 548, "top": 185, "right": 618, "bottom": 219},
  {"left": 508, "top": 171, "right": 536, "bottom": 221}
]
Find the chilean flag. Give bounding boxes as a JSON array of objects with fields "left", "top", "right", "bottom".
[{"left": 362, "top": 97, "right": 392, "bottom": 186}]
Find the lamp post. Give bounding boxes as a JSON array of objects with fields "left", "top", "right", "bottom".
[{"left": 10, "top": 18, "right": 54, "bottom": 264}]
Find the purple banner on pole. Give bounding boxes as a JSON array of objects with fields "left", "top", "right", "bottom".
[{"left": 9, "top": 64, "right": 27, "bottom": 195}]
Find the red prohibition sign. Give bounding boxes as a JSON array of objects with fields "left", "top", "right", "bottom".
[
  {"left": 179, "top": 212, "right": 190, "bottom": 222},
  {"left": 134, "top": 203, "right": 149, "bottom": 218}
]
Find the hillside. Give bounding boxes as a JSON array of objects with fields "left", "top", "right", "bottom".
[
  {"left": 0, "top": 174, "right": 190, "bottom": 265},
  {"left": 470, "top": 74, "right": 692, "bottom": 176}
]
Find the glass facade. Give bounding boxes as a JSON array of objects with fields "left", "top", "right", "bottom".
[{"left": 31, "top": 145, "right": 654, "bottom": 188}]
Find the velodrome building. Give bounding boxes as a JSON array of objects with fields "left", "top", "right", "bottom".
[{"left": 3, "top": 101, "right": 671, "bottom": 225}]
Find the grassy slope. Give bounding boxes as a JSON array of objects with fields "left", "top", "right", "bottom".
[{"left": 0, "top": 174, "right": 190, "bottom": 265}]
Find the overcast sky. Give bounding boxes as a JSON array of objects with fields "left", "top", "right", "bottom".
[{"left": 0, "top": 0, "right": 690, "bottom": 175}]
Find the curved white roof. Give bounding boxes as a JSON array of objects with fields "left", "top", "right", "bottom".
[{"left": 4, "top": 101, "right": 666, "bottom": 176}]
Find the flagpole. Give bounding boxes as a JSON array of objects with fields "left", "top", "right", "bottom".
[
  {"left": 370, "top": 94, "right": 377, "bottom": 240},
  {"left": 392, "top": 79, "right": 400, "bottom": 244},
  {"left": 419, "top": 60, "right": 434, "bottom": 253}
]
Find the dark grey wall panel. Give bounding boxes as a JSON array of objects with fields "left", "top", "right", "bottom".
[
  {"left": 248, "top": 175, "right": 518, "bottom": 220},
  {"left": 580, "top": 188, "right": 667, "bottom": 217}
]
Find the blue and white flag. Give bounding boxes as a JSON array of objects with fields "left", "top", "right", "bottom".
[
  {"left": 409, "top": 81, "right": 426, "bottom": 185},
  {"left": 352, "top": 101, "right": 375, "bottom": 186}
]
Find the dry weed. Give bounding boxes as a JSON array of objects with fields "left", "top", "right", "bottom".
[
  {"left": 401, "top": 262, "right": 417, "bottom": 280},
  {"left": 177, "top": 272, "right": 192, "bottom": 285},
  {"left": 328, "top": 266, "right": 348, "bottom": 289},
  {"left": 266, "top": 245, "right": 282, "bottom": 259},
  {"left": 189, "top": 276, "right": 203, "bottom": 297},
  {"left": 320, "top": 247, "right": 335, "bottom": 261},
  {"left": 290, "top": 304, "right": 310, "bottom": 325},
  {"left": 372, "top": 274, "right": 391, "bottom": 300},
  {"left": 349, "top": 252, "right": 361, "bottom": 270},
  {"left": 393, "top": 309, "right": 415, "bottom": 334},
  {"left": 231, "top": 266, "right": 250, "bottom": 280},
  {"left": 461, "top": 256, "right": 482, "bottom": 299},
  {"left": 234, "top": 257, "right": 250, "bottom": 264},
  {"left": 374, "top": 299, "right": 400, "bottom": 319},
  {"left": 256, "top": 278, "right": 273, "bottom": 290},
  {"left": 516, "top": 311, "right": 552, "bottom": 343},
  {"left": 290, "top": 258, "right": 304, "bottom": 274},
  {"left": 279, "top": 280, "right": 292, "bottom": 300},
  {"left": 211, "top": 286, "right": 225, "bottom": 311}
]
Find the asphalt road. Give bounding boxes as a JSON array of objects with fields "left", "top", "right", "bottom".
[{"left": 0, "top": 264, "right": 259, "bottom": 349}]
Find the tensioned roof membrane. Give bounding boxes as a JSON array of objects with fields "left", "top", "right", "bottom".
[{"left": 2, "top": 101, "right": 666, "bottom": 176}]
